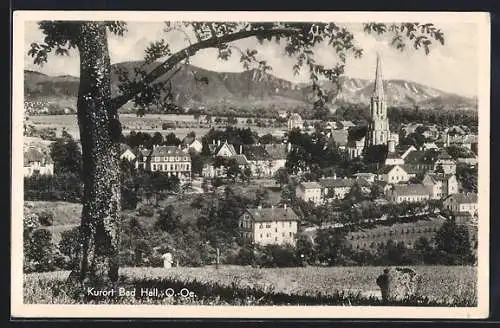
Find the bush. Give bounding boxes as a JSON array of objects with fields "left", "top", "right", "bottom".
[
  {"left": 38, "top": 211, "right": 54, "bottom": 226},
  {"left": 24, "top": 228, "right": 56, "bottom": 273},
  {"left": 137, "top": 205, "right": 155, "bottom": 217}
]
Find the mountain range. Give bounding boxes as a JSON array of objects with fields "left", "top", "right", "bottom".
[{"left": 24, "top": 61, "right": 478, "bottom": 112}]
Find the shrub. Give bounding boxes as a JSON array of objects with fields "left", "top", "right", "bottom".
[
  {"left": 38, "top": 211, "right": 54, "bottom": 226},
  {"left": 137, "top": 205, "right": 155, "bottom": 217}
]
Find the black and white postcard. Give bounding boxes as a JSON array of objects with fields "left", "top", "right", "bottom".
[{"left": 11, "top": 11, "right": 490, "bottom": 318}]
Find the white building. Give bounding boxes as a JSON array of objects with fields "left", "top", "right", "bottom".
[
  {"left": 24, "top": 148, "right": 54, "bottom": 177},
  {"left": 239, "top": 205, "right": 299, "bottom": 246},
  {"left": 296, "top": 181, "right": 323, "bottom": 205}
]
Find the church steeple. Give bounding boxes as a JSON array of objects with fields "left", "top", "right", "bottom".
[
  {"left": 366, "top": 53, "right": 390, "bottom": 148},
  {"left": 372, "top": 53, "right": 384, "bottom": 99}
]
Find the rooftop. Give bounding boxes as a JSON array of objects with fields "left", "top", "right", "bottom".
[
  {"left": 299, "top": 181, "right": 322, "bottom": 190},
  {"left": 24, "top": 147, "right": 52, "bottom": 165},
  {"left": 390, "top": 184, "right": 430, "bottom": 196},
  {"left": 319, "top": 177, "right": 356, "bottom": 188},
  {"left": 242, "top": 145, "right": 269, "bottom": 161},
  {"left": 150, "top": 145, "right": 188, "bottom": 157},
  {"left": 446, "top": 192, "right": 478, "bottom": 204},
  {"left": 246, "top": 207, "right": 300, "bottom": 222}
]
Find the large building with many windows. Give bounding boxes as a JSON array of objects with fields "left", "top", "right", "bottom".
[
  {"left": 239, "top": 205, "right": 299, "bottom": 246},
  {"left": 134, "top": 145, "right": 192, "bottom": 183}
]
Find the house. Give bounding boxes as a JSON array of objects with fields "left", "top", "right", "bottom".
[
  {"left": 403, "top": 150, "right": 435, "bottom": 175},
  {"left": 120, "top": 144, "right": 137, "bottom": 162},
  {"left": 422, "top": 142, "right": 439, "bottom": 151},
  {"left": 296, "top": 181, "right": 323, "bottom": 205},
  {"left": 242, "top": 145, "right": 273, "bottom": 178},
  {"left": 329, "top": 130, "right": 349, "bottom": 150},
  {"left": 422, "top": 173, "right": 459, "bottom": 199},
  {"left": 24, "top": 147, "right": 54, "bottom": 177},
  {"left": 211, "top": 140, "right": 238, "bottom": 158},
  {"left": 319, "top": 177, "right": 371, "bottom": 201},
  {"left": 263, "top": 143, "right": 288, "bottom": 176},
  {"left": 457, "top": 156, "right": 478, "bottom": 167},
  {"left": 278, "top": 110, "right": 289, "bottom": 119},
  {"left": 401, "top": 145, "right": 418, "bottom": 160},
  {"left": 181, "top": 136, "right": 203, "bottom": 153},
  {"left": 149, "top": 145, "right": 192, "bottom": 183},
  {"left": 401, "top": 123, "right": 423, "bottom": 136},
  {"left": 422, "top": 127, "right": 440, "bottom": 141},
  {"left": 346, "top": 137, "right": 365, "bottom": 159},
  {"left": 353, "top": 172, "right": 377, "bottom": 183},
  {"left": 387, "top": 184, "right": 431, "bottom": 204},
  {"left": 288, "top": 113, "right": 304, "bottom": 131},
  {"left": 239, "top": 205, "right": 299, "bottom": 246},
  {"left": 378, "top": 165, "right": 410, "bottom": 184},
  {"left": 443, "top": 192, "right": 478, "bottom": 217},
  {"left": 134, "top": 147, "right": 151, "bottom": 170},
  {"left": 339, "top": 120, "right": 356, "bottom": 131},
  {"left": 434, "top": 151, "right": 456, "bottom": 174},
  {"left": 385, "top": 152, "right": 405, "bottom": 166}
]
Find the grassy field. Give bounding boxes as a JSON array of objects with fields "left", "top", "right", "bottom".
[
  {"left": 24, "top": 265, "right": 477, "bottom": 305},
  {"left": 28, "top": 114, "right": 286, "bottom": 140}
]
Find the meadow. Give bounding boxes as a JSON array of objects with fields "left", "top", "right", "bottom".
[
  {"left": 24, "top": 265, "right": 477, "bottom": 306},
  {"left": 28, "top": 114, "right": 286, "bottom": 140}
]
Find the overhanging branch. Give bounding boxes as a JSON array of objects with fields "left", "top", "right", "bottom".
[{"left": 109, "top": 27, "right": 300, "bottom": 111}]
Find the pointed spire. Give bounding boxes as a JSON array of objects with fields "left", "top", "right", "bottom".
[{"left": 373, "top": 53, "right": 384, "bottom": 99}]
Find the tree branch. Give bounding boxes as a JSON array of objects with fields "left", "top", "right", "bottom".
[{"left": 109, "top": 27, "right": 299, "bottom": 111}]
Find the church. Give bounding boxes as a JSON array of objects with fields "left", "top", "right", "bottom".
[{"left": 347, "top": 54, "right": 399, "bottom": 159}]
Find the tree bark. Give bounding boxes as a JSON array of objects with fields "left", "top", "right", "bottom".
[{"left": 74, "top": 22, "right": 121, "bottom": 284}]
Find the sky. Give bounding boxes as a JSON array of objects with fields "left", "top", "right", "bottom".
[{"left": 23, "top": 21, "right": 479, "bottom": 97}]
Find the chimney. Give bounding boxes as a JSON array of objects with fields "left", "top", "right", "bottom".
[
  {"left": 284, "top": 204, "right": 287, "bottom": 210},
  {"left": 333, "top": 172, "right": 337, "bottom": 180},
  {"left": 218, "top": 140, "right": 221, "bottom": 146},
  {"left": 258, "top": 204, "right": 262, "bottom": 210},
  {"left": 213, "top": 139, "right": 215, "bottom": 145},
  {"left": 239, "top": 144, "right": 243, "bottom": 154}
]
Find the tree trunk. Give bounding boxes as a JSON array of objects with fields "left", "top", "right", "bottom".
[{"left": 74, "top": 22, "right": 122, "bottom": 284}]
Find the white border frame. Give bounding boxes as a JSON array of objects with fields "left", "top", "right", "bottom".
[{"left": 11, "top": 11, "right": 491, "bottom": 319}]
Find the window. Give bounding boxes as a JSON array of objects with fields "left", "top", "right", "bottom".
[
  {"left": 266, "top": 233, "right": 270, "bottom": 238},
  {"left": 289, "top": 232, "right": 293, "bottom": 237},
  {"left": 152, "top": 164, "right": 156, "bottom": 170},
  {"left": 170, "top": 165, "right": 174, "bottom": 171},
  {"left": 275, "top": 237, "right": 278, "bottom": 241},
  {"left": 259, "top": 224, "right": 263, "bottom": 229},
  {"left": 266, "top": 224, "right": 271, "bottom": 228},
  {"left": 289, "top": 222, "right": 292, "bottom": 227},
  {"left": 275, "top": 228, "right": 277, "bottom": 233},
  {"left": 260, "top": 234, "right": 262, "bottom": 238},
  {"left": 282, "top": 233, "right": 285, "bottom": 237}
]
